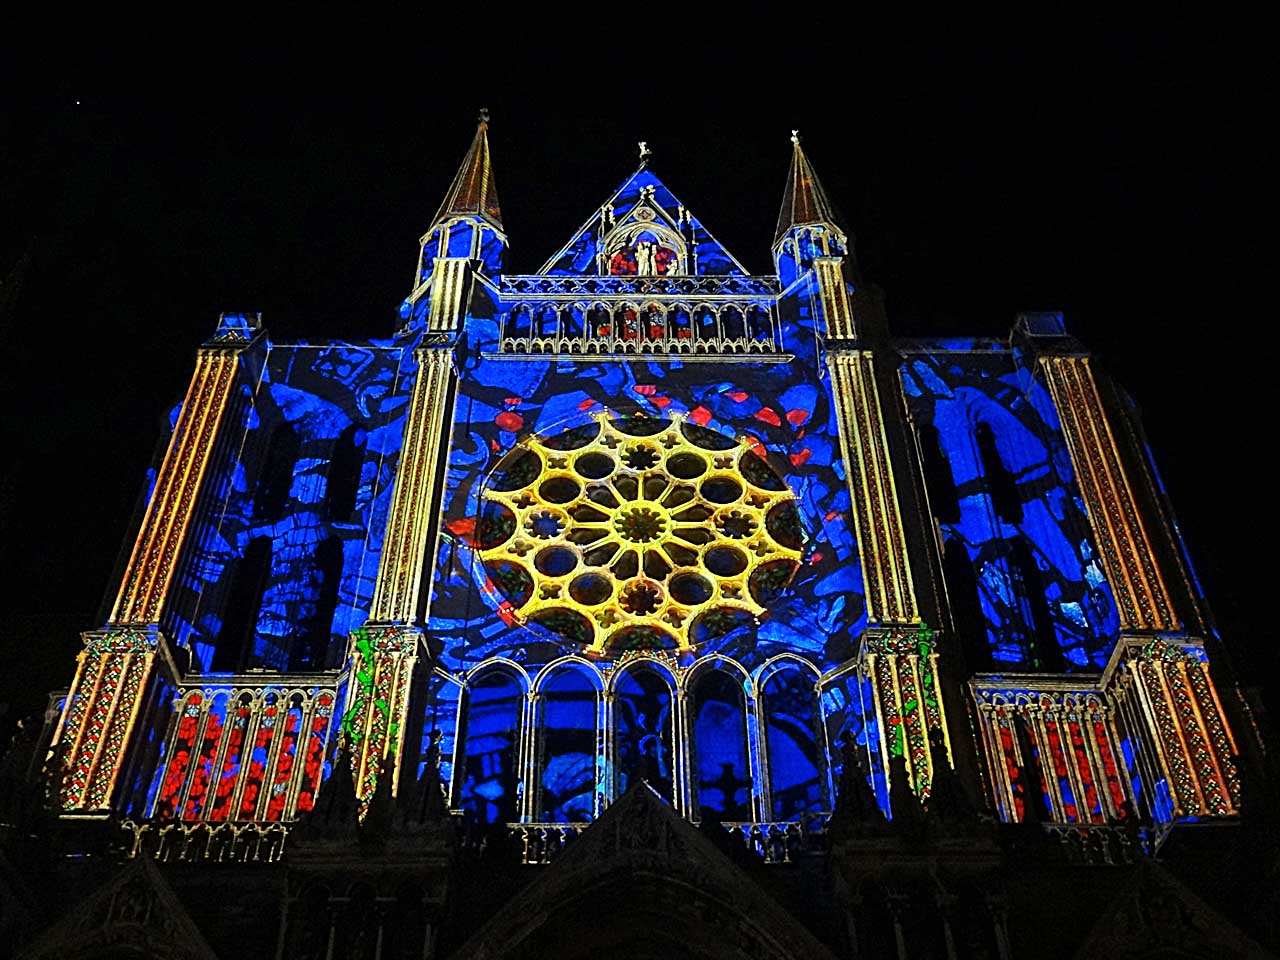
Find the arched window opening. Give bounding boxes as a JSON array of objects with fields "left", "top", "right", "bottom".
[
  {"left": 690, "top": 669, "right": 751, "bottom": 821},
  {"left": 747, "top": 305, "right": 772, "bottom": 342},
  {"left": 536, "top": 305, "right": 558, "bottom": 339},
  {"left": 694, "top": 306, "right": 717, "bottom": 343},
  {"left": 561, "top": 304, "right": 584, "bottom": 339},
  {"left": 762, "top": 666, "right": 825, "bottom": 820},
  {"left": 720, "top": 305, "right": 745, "bottom": 341},
  {"left": 671, "top": 304, "right": 693, "bottom": 343},
  {"left": 212, "top": 536, "right": 272, "bottom": 672},
  {"left": 460, "top": 670, "right": 522, "bottom": 825},
  {"left": 613, "top": 666, "right": 673, "bottom": 802},
  {"left": 641, "top": 302, "right": 666, "bottom": 341},
  {"left": 538, "top": 666, "right": 598, "bottom": 822}
]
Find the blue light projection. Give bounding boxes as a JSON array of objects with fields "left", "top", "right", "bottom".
[
  {"left": 460, "top": 669, "right": 522, "bottom": 825},
  {"left": 165, "top": 337, "right": 419, "bottom": 674},
  {"left": 614, "top": 664, "right": 675, "bottom": 803},
  {"left": 762, "top": 663, "right": 824, "bottom": 820},
  {"left": 145, "top": 153, "right": 1135, "bottom": 832},
  {"left": 691, "top": 668, "right": 752, "bottom": 819},
  {"left": 900, "top": 344, "right": 1120, "bottom": 669},
  {"left": 538, "top": 665, "right": 599, "bottom": 822},
  {"left": 408, "top": 168, "right": 870, "bottom": 823}
]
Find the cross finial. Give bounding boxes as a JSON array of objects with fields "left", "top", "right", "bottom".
[
  {"left": 791, "top": 129, "right": 801, "bottom": 145},
  {"left": 638, "top": 140, "right": 652, "bottom": 162},
  {"left": 478, "top": 107, "right": 490, "bottom": 124}
]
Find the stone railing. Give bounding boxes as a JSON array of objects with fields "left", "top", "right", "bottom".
[
  {"left": 1042, "top": 823, "right": 1151, "bottom": 865},
  {"left": 500, "top": 275, "right": 781, "bottom": 298},
  {"left": 498, "top": 333, "right": 779, "bottom": 357},
  {"left": 121, "top": 818, "right": 291, "bottom": 863},
  {"left": 507, "top": 816, "right": 829, "bottom": 866}
]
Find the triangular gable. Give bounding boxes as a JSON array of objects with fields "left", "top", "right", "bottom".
[
  {"left": 17, "top": 857, "right": 219, "bottom": 960},
  {"left": 538, "top": 167, "right": 751, "bottom": 277},
  {"left": 1072, "top": 860, "right": 1271, "bottom": 960},
  {"left": 450, "top": 783, "right": 836, "bottom": 959}
]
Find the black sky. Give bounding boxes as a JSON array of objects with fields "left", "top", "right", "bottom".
[{"left": 0, "top": 27, "right": 1269, "bottom": 724}]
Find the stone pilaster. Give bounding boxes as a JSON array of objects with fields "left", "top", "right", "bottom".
[
  {"left": 825, "top": 351, "right": 919, "bottom": 626},
  {"left": 1104, "top": 638, "right": 1240, "bottom": 819},
  {"left": 55, "top": 319, "right": 257, "bottom": 813},
  {"left": 1039, "top": 355, "right": 1178, "bottom": 632},
  {"left": 354, "top": 344, "right": 456, "bottom": 801},
  {"left": 861, "top": 626, "right": 951, "bottom": 798}
]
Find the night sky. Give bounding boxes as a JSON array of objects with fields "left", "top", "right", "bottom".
[{"left": 1, "top": 29, "right": 1268, "bottom": 729}]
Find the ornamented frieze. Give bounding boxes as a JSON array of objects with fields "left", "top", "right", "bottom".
[{"left": 862, "top": 625, "right": 951, "bottom": 797}]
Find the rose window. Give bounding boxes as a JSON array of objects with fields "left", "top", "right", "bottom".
[{"left": 477, "top": 416, "right": 804, "bottom": 653}]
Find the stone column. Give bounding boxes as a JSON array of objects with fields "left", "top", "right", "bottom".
[
  {"left": 348, "top": 345, "right": 456, "bottom": 801},
  {"left": 54, "top": 318, "right": 258, "bottom": 813}
]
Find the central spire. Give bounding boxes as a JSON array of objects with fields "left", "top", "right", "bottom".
[
  {"left": 774, "top": 130, "right": 840, "bottom": 246},
  {"left": 431, "top": 110, "right": 503, "bottom": 232}
]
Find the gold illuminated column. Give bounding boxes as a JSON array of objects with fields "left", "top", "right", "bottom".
[
  {"left": 54, "top": 323, "right": 256, "bottom": 813},
  {"left": 1041, "top": 354, "right": 1240, "bottom": 818},
  {"left": 1040, "top": 356, "right": 1178, "bottom": 633},
  {"left": 1105, "top": 638, "right": 1240, "bottom": 817},
  {"left": 826, "top": 350, "right": 918, "bottom": 626},
  {"left": 822, "top": 269, "right": 954, "bottom": 798},
  {"left": 349, "top": 345, "right": 455, "bottom": 800}
]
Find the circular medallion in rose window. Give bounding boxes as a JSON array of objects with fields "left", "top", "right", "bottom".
[{"left": 476, "top": 416, "right": 804, "bottom": 654}]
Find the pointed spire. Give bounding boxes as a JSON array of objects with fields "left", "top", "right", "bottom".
[
  {"left": 774, "top": 130, "right": 841, "bottom": 246},
  {"left": 430, "top": 109, "right": 503, "bottom": 232}
]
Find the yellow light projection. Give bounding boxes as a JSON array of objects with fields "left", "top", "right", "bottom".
[{"left": 479, "top": 415, "right": 803, "bottom": 654}]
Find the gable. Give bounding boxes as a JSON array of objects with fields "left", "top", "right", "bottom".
[{"left": 538, "top": 168, "right": 750, "bottom": 277}]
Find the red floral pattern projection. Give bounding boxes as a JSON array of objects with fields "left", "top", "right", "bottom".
[
  {"left": 151, "top": 686, "right": 336, "bottom": 822},
  {"left": 609, "top": 242, "right": 678, "bottom": 276},
  {"left": 996, "top": 717, "right": 1025, "bottom": 821},
  {"left": 155, "top": 693, "right": 204, "bottom": 818},
  {"left": 979, "top": 691, "right": 1130, "bottom": 824}
]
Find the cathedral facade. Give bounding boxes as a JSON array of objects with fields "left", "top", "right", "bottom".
[{"left": 1, "top": 119, "right": 1272, "bottom": 959}]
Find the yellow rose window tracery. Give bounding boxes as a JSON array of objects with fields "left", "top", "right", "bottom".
[{"left": 478, "top": 415, "right": 803, "bottom": 654}]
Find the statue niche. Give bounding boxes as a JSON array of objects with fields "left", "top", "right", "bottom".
[{"left": 605, "top": 221, "right": 685, "bottom": 277}]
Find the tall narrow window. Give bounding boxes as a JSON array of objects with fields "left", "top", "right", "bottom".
[
  {"left": 916, "top": 423, "right": 961, "bottom": 524},
  {"left": 324, "top": 424, "right": 365, "bottom": 522},
  {"left": 762, "top": 665, "right": 825, "bottom": 820},
  {"left": 691, "top": 669, "right": 752, "bottom": 820},
  {"left": 459, "top": 670, "right": 522, "bottom": 825},
  {"left": 292, "top": 536, "right": 344, "bottom": 671},
  {"left": 942, "top": 536, "right": 991, "bottom": 672},
  {"left": 975, "top": 422, "right": 1022, "bottom": 524},
  {"left": 613, "top": 665, "right": 674, "bottom": 801},
  {"left": 538, "top": 666, "right": 598, "bottom": 822},
  {"left": 212, "top": 536, "right": 273, "bottom": 672},
  {"left": 255, "top": 424, "right": 300, "bottom": 523}
]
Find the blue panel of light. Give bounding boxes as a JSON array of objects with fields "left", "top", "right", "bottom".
[
  {"left": 460, "top": 671, "right": 522, "bottom": 825},
  {"left": 763, "top": 666, "right": 824, "bottom": 820},
  {"left": 692, "top": 670, "right": 751, "bottom": 820},
  {"left": 613, "top": 666, "right": 674, "bottom": 801},
  {"left": 538, "top": 666, "right": 597, "bottom": 822}
]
